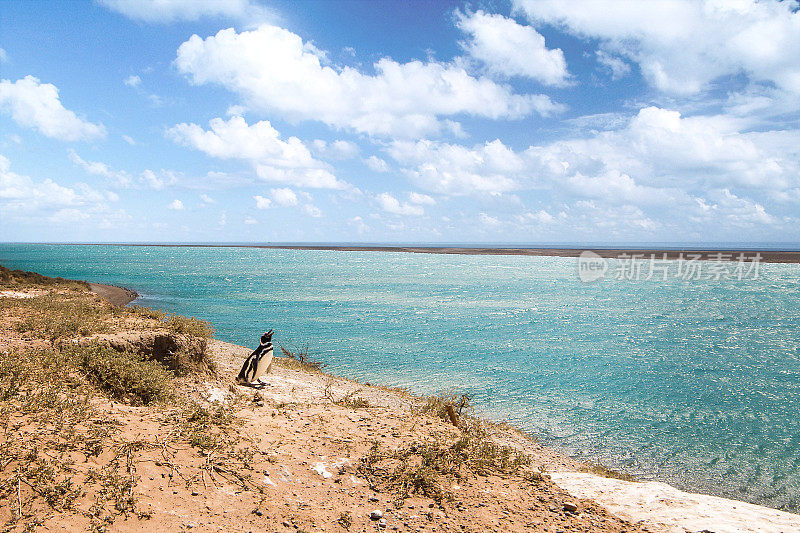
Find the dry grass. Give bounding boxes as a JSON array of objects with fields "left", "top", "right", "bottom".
[
  {"left": 277, "top": 344, "right": 326, "bottom": 372},
  {"left": 0, "top": 267, "right": 237, "bottom": 530},
  {"left": 0, "top": 265, "right": 88, "bottom": 290},
  {"left": 164, "top": 314, "right": 214, "bottom": 339},
  {"left": 358, "top": 392, "right": 530, "bottom": 505},
  {"left": 6, "top": 292, "right": 112, "bottom": 342}
]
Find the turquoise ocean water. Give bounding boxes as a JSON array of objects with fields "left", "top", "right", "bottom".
[{"left": 2, "top": 243, "right": 799, "bottom": 511}]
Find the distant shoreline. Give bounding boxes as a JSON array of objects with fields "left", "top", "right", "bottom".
[{"left": 34, "top": 242, "right": 800, "bottom": 263}]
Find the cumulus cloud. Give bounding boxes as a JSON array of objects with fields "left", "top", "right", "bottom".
[
  {"left": 376, "top": 192, "right": 425, "bottom": 216},
  {"left": 387, "top": 139, "right": 525, "bottom": 195},
  {"left": 516, "top": 210, "right": 555, "bottom": 225},
  {"left": 456, "top": 10, "right": 570, "bottom": 85},
  {"left": 303, "top": 204, "right": 323, "bottom": 218},
  {"left": 365, "top": 156, "right": 390, "bottom": 173},
  {"left": 99, "top": 0, "right": 272, "bottom": 24},
  {"left": 0, "top": 76, "right": 106, "bottom": 141},
  {"left": 479, "top": 212, "right": 500, "bottom": 226},
  {"left": 595, "top": 50, "right": 630, "bottom": 80},
  {"left": 409, "top": 192, "right": 435, "bottom": 205},
  {"left": 390, "top": 107, "right": 799, "bottom": 200},
  {"left": 168, "top": 199, "right": 184, "bottom": 210},
  {"left": 175, "top": 25, "right": 563, "bottom": 138},
  {"left": 124, "top": 75, "right": 141, "bottom": 87},
  {"left": 386, "top": 106, "right": 799, "bottom": 233},
  {"left": 168, "top": 115, "right": 348, "bottom": 189},
  {"left": 69, "top": 150, "right": 178, "bottom": 190},
  {"left": 311, "top": 139, "right": 359, "bottom": 160},
  {"left": 0, "top": 153, "right": 117, "bottom": 223},
  {"left": 253, "top": 195, "right": 272, "bottom": 209},
  {"left": 513, "top": 0, "right": 800, "bottom": 95},
  {"left": 270, "top": 187, "right": 298, "bottom": 206}
]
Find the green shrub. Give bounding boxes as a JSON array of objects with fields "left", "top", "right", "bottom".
[
  {"left": 164, "top": 314, "right": 214, "bottom": 338},
  {"left": 74, "top": 345, "right": 174, "bottom": 405}
]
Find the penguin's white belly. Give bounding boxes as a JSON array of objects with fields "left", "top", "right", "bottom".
[{"left": 252, "top": 348, "right": 273, "bottom": 381}]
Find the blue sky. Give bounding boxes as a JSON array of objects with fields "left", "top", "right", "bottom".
[{"left": 1, "top": 0, "right": 800, "bottom": 244}]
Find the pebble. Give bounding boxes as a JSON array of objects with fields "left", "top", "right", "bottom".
[
  {"left": 378, "top": 518, "right": 387, "bottom": 528},
  {"left": 563, "top": 502, "right": 579, "bottom": 513},
  {"left": 369, "top": 496, "right": 379, "bottom": 502},
  {"left": 370, "top": 510, "right": 383, "bottom": 520}
]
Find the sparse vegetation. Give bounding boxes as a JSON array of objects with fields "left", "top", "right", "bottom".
[
  {"left": 164, "top": 313, "right": 214, "bottom": 338},
  {"left": 358, "top": 396, "right": 530, "bottom": 504},
  {"left": 337, "top": 510, "right": 352, "bottom": 529},
  {"left": 8, "top": 292, "right": 112, "bottom": 342},
  {"left": 74, "top": 344, "right": 175, "bottom": 405},
  {"left": 0, "top": 267, "right": 233, "bottom": 530},
  {"left": 278, "top": 343, "right": 326, "bottom": 371},
  {"left": 0, "top": 265, "right": 88, "bottom": 290}
]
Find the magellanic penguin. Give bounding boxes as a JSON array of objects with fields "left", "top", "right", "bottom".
[{"left": 236, "top": 329, "right": 274, "bottom": 386}]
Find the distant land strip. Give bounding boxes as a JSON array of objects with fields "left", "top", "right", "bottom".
[{"left": 46, "top": 243, "right": 800, "bottom": 263}]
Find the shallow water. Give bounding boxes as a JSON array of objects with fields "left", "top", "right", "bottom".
[{"left": 2, "top": 243, "right": 799, "bottom": 511}]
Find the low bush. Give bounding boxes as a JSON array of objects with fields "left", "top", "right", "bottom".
[{"left": 73, "top": 344, "right": 174, "bottom": 405}]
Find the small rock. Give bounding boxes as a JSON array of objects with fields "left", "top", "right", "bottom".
[
  {"left": 370, "top": 510, "right": 383, "bottom": 520},
  {"left": 253, "top": 510, "right": 263, "bottom": 516},
  {"left": 191, "top": 491, "right": 199, "bottom": 496},
  {"left": 369, "top": 496, "right": 379, "bottom": 502},
  {"left": 282, "top": 521, "right": 291, "bottom": 528},
  {"left": 563, "top": 502, "right": 578, "bottom": 513},
  {"left": 378, "top": 518, "right": 387, "bottom": 528}
]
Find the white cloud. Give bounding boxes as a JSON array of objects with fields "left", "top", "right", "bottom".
[
  {"left": 99, "top": 0, "right": 272, "bottom": 24},
  {"left": 595, "top": 50, "right": 630, "bottom": 80},
  {"left": 69, "top": 150, "right": 179, "bottom": 190},
  {"left": 68, "top": 149, "right": 132, "bottom": 187},
  {"left": 303, "top": 204, "right": 322, "bottom": 218},
  {"left": 141, "top": 169, "right": 178, "bottom": 190},
  {"left": 270, "top": 187, "right": 298, "bottom": 206},
  {"left": 200, "top": 193, "right": 215, "bottom": 204},
  {"left": 0, "top": 48, "right": 7, "bottom": 63},
  {"left": 254, "top": 195, "right": 272, "bottom": 209},
  {"left": 376, "top": 192, "right": 425, "bottom": 216},
  {"left": 226, "top": 104, "right": 246, "bottom": 116},
  {"left": 456, "top": 10, "right": 570, "bottom": 85},
  {"left": 365, "top": 156, "right": 390, "bottom": 173},
  {"left": 0, "top": 76, "right": 106, "bottom": 141},
  {"left": 386, "top": 106, "right": 798, "bottom": 234},
  {"left": 168, "top": 115, "right": 348, "bottom": 189},
  {"left": 122, "top": 134, "right": 136, "bottom": 145},
  {"left": 391, "top": 106, "right": 800, "bottom": 200},
  {"left": 175, "top": 25, "right": 563, "bottom": 138},
  {"left": 513, "top": 0, "right": 800, "bottom": 95},
  {"left": 516, "top": 210, "right": 555, "bottom": 224},
  {"left": 388, "top": 138, "right": 525, "bottom": 195},
  {"left": 168, "top": 199, "right": 184, "bottom": 210},
  {"left": 0, "top": 154, "right": 117, "bottom": 222},
  {"left": 409, "top": 192, "right": 435, "bottom": 205},
  {"left": 124, "top": 75, "right": 141, "bottom": 87},
  {"left": 478, "top": 212, "right": 500, "bottom": 226},
  {"left": 311, "top": 139, "right": 359, "bottom": 160}
]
